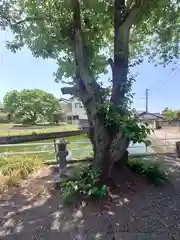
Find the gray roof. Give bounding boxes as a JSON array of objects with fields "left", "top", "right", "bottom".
[{"left": 138, "top": 111, "right": 164, "bottom": 120}]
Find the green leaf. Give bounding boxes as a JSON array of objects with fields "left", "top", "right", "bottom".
[{"left": 1, "top": 0, "right": 179, "bottom": 85}]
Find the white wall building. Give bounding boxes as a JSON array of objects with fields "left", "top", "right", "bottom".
[
  {"left": 66, "top": 97, "right": 88, "bottom": 126},
  {"left": 72, "top": 98, "right": 87, "bottom": 120}
]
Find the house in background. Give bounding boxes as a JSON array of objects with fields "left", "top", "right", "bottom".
[
  {"left": 137, "top": 111, "right": 165, "bottom": 129},
  {"left": 137, "top": 112, "right": 164, "bottom": 121},
  {"left": 61, "top": 99, "right": 165, "bottom": 129},
  {"left": 60, "top": 97, "right": 88, "bottom": 126}
]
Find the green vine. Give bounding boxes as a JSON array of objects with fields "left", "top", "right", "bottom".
[{"left": 98, "top": 101, "right": 152, "bottom": 145}]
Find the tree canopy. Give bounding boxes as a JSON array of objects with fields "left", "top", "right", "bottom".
[
  {"left": 162, "top": 107, "right": 180, "bottom": 121},
  {"left": 1, "top": 0, "right": 180, "bottom": 176},
  {"left": 3, "top": 89, "right": 61, "bottom": 124},
  {"left": 0, "top": 0, "right": 179, "bottom": 83}
]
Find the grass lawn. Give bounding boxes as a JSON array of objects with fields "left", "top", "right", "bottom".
[
  {"left": 0, "top": 134, "right": 93, "bottom": 161},
  {"left": 0, "top": 123, "right": 78, "bottom": 137},
  {"left": 0, "top": 135, "right": 92, "bottom": 192}
]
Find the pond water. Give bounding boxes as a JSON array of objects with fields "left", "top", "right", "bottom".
[{"left": 0, "top": 134, "right": 155, "bottom": 160}]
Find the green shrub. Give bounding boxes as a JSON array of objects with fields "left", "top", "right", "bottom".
[
  {"left": 127, "top": 158, "right": 168, "bottom": 185},
  {"left": 60, "top": 166, "right": 108, "bottom": 203},
  {"left": 0, "top": 155, "right": 42, "bottom": 187}
]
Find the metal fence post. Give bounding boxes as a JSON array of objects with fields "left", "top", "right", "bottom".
[{"left": 54, "top": 138, "right": 68, "bottom": 189}]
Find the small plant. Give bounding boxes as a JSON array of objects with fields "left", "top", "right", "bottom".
[
  {"left": 127, "top": 158, "right": 168, "bottom": 185},
  {"left": 60, "top": 166, "right": 108, "bottom": 203},
  {"left": 0, "top": 155, "right": 42, "bottom": 189}
]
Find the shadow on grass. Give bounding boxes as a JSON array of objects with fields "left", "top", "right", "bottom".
[{"left": 1, "top": 156, "right": 180, "bottom": 239}]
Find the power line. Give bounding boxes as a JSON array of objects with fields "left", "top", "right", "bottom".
[
  {"left": 135, "top": 62, "right": 180, "bottom": 102},
  {"left": 149, "top": 63, "right": 180, "bottom": 95},
  {"left": 135, "top": 63, "right": 180, "bottom": 110},
  {"left": 142, "top": 63, "right": 180, "bottom": 110},
  {"left": 134, "top": 61, "right": 180, "bottom": 110}
]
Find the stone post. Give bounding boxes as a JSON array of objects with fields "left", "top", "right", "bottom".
[{"left": 54, "top": 138, "right": 68, "bottom": 189}]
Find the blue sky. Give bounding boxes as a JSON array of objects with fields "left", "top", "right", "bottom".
[{"left": 0, "top": 29, "right": 180, "bottom": 113}]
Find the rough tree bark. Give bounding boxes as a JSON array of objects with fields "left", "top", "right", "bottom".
[{"left": 62, "top": 0, "right": 146, "bottom": 179}]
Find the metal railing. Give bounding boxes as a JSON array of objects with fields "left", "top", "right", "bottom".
[{"left": 0, "top": 138, "right": 178, "bottom": 159}]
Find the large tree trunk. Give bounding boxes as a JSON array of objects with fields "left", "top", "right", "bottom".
[
  {"left": 87, "top": 114, "right": 129, "bottom": 179},
  {"left": 62, "top": 0, "right": 152, "bottom": 181},
  {"left": 64, "top": 0, "right": 134, "bottom": 181}
]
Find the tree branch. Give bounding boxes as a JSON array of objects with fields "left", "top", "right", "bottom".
[
  {"left": 108, "top": 58, "right": 114, "bottom": 72},
  {"left": 72, "top": 0, "right": 81, "bottom": 30},
  {"left": 61, "top": 87, "right": 77, "bottom": 96},
  {"left": 70, "top": 0, "right": 101, "bottom": 108},
  {"left": 14, "top": 17, "right": 43, "bottom": 25},
  {"left": 111, "top": 0, "right": 129, "bottom": 108},
  {"left": 71, "top": 0, "right": 93, "bottom": 91},
  {"left": 0, "top": 14, "right": 11, "bottom": 24},
  {"left": 111, "top": 0, "right": 151, "bottom": 108},
  {"left": 114, "top": 0, "right": 129, "bottom": 68},
  {"left": 0, "top": 15, "right": 43, "bottom": 26},
  {"left": 125, "top": 0, "right": 151, "bottom": 29},
  {"left": 126, "top": 0, "right": 134, "bottom": 9}
]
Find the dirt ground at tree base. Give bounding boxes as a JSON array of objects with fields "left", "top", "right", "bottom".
[{"left": 1, "top": 156, "right": 180, "bottom": 240}]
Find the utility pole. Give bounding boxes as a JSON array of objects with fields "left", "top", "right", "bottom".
[{"left": 145, "top": 88, "right": 149, "bottom": 113}]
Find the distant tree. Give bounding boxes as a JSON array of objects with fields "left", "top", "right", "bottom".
[
  {"left": 162, "top": 107, "right": 170, "bottom": 114},
  {"left": 52, "top": 111, "right": 65, "bottom": 124},
  {"left": 60, "top": 102, "right": 72, "bottom": 122},
  {"left": 3, "top": 89, "right": 61, "bottom": 124},
  {"left": 174, "top": 111, "right": 180, "bottom": 121},
  {"left": 162, "top": 108, "right": 174, "bottom": 121},
  {"left": 162, "top": 108, "right": 180, "bottom": 121},
  {"left": 3, "top": 91, "right": 19, "bottom": 121}
]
